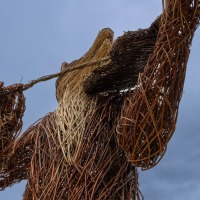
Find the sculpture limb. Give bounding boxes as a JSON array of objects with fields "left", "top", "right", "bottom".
[{"left": 117, "top": 0, "right": 200, "bottom": 170}]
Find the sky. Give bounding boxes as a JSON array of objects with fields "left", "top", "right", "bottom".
[{"left": 0, "top": 0, "right": 200, "bottom": 199}]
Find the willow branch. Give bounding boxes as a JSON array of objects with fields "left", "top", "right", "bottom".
[{"left": 0, "top": 56, "right": 110, "bottom": 96}]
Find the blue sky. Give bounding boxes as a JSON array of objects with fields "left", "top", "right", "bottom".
[{"left": 0, "top": 1, "right": 200, "bottom": 199}]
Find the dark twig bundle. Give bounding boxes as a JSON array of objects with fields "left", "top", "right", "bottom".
[{"left": 83, "top": 15, "right": 161, "bottom": 94}]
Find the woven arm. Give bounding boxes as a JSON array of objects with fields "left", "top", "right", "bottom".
[
  {"left": 0, "top": 125, "right": 36, "bottom": 190},
  {"left": 117, "top": 0, "right": 200, "bottom": 170},
  {"left": 0, "top": 82, "right": 34, "bottom": 189},
  {"left": 0, "top": 83, "right": 25, "bottom": 169}
]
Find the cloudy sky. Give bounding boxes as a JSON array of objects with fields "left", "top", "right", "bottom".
[{"left": 0, "top": 1, "right": 200, "bottom": 199}]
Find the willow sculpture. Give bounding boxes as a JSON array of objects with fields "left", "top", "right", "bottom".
[{"left": 0, "top": 0, "right": 200, "bottom": 199}]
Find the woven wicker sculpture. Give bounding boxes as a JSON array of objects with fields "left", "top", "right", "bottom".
[{"left": 0, "top": 0, "right": 200, "bottom": 199}]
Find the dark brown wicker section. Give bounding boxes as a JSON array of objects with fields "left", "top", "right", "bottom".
[{"left": 83, "top": 16, "right": 161, "bottom": 95}]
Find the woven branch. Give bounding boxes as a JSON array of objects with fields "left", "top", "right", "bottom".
[{"left": 0, "top": 56, "right": 110, "bottom": 97}]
